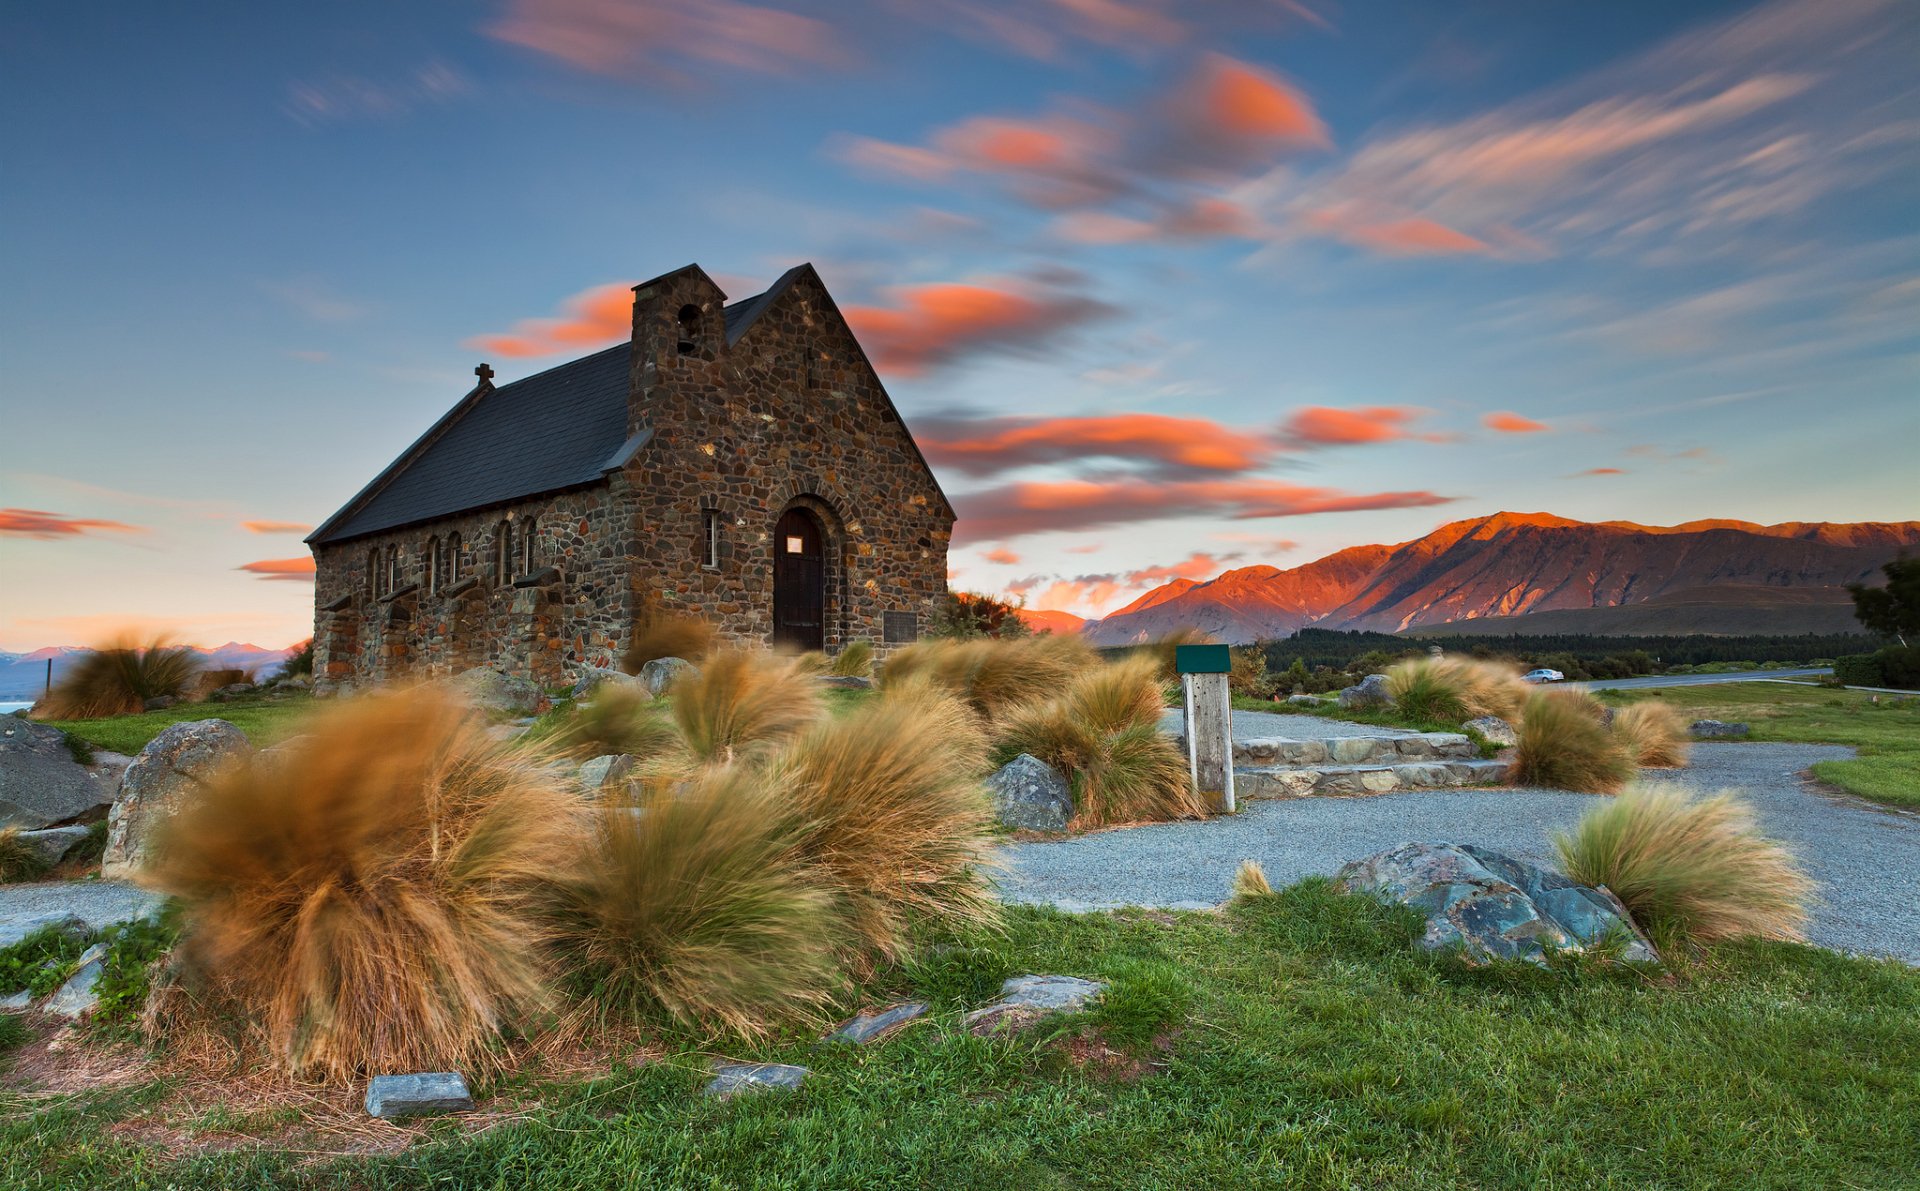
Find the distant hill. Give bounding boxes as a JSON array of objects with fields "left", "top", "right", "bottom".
[
  {"left": 1079, "top": 512, "right": 1918, "bottom": 645},
  {"left": 0, "top": 642, "right": 298, "bottom": 700},
  {"left": 1017, "top": 608, "right": 1088, "bottom": 635}
]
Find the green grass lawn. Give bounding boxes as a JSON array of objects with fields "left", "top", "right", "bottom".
[
  {"left": 1596, "top": 682, "right": 1920, "bottom": 808},
  {"left": 4, "top": 885, "right": 1915, "bottom": 1189},
  {"left": 43, "top": 692, "right": 315, "bottom": 756}
]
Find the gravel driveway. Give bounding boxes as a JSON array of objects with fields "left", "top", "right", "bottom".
[{"left": 997, "top": 743, "right": 1920, "bottom": 964}]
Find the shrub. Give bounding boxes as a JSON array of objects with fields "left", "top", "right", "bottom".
[
  {"left": 1554, "top": 784, "right": 1812, "bottom": 946},
  {"left": 667, "top": 651, "right": 826, "bottom": 767},
  {"left": 1835, "top": 646, "right": 1920, "bottom": 690},
  {"left": 0, "top": 922, "right": 89, "bottom": 998},
  {"left": 1611, "top": 701, "right": 1691, "bottom": 768},
  {"left": 1832, "top": 653, "right": 1884, "bottom": 687},
  {"left": 881, "top": 635, "right": 1093, "bottom": 721},
  {"left": 1385, "top": 656, "right": 1530, "bottom": 724},
  {"left": 0, "top": 828, "right": 51, "bottom": 884},
  {"left": 280, "top": 638, "right": 315, "bottom": 678},
  {"left": 552, "top": 774, "right": 846, "bottom": 1037},
  {"left": 772, "top": 687, "right": 1000, "bottom": 971},
  {"left": 927, "top": 590, "right": 1032, "bottom": 639},
  {"left": 38, "top": 636, "right": 201, "bottom": 719},
  {"left": 143, "top": 689, "right": 585, "bottom": 1082},
  {"left": 828, "top": 639, "right": 874, "bottom": 678},
  {"left": 998, "top": 656, "right": 1202, "bottom": 827},
  {"left": 621, "top": 609, "right": 716, "bottom": 674},
  {"left": 1507, "top": 690, "right": 1635, "bottom": 793},
  {"left": 1228, "top": 647, "right": 1273, "bottom": 699},
  {"left": 562, "top": 683, "right": 677, "bottom": 759}
]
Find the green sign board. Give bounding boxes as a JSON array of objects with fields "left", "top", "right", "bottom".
[{"left": 1173, "top": 643, "right": 1230, "bottom": 675}]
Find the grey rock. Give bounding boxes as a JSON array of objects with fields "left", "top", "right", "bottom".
[
  {"left": 638, "top": 657, "right": 697, "bottom": 698},
  {"left": 16, "top": 825, "right": 93, "bottom": 867},
  {"left": 964, "top": 974, "right": 1106, "bottom": 1033},
  {"left": 143, "top": 696, "right": 179, "bottom": 711},
  {"left": 208, "top": 682, "right": 255, "bottom": 701},
  {"left": 0, "top": 912, "right": 89, "bottom": 950},
  {"left": 817, "top": 675, "right": 873, "bottom": 689},
  {"left": 0, "top": 990, "right": 31, "bottom": 1012},
  {"left": 987, "top": 754, "right": 1074, "bottom": 832},
  {"left": 704, "top": 1061, "right": 809, "bottom": 1098},
  {"left": 577, "top": 754, "right": 636, "bottom": 794},
  {"left": 1337, "top": 674, "right": 1392, "bottom": 710},
  {"left": 365, "top": 1072, "right": 475, "bottom": 1119},
  {"left": 569, "top": 665, "right": 643, "bottom": 702},
  {"left": 1336, "top": 842, "right": 1656, "bottom": 967},
  {"left": 824, "top": 1002, "right": 928, "bottom": 1044},
  {"left": 1286, "top": 695, "right": 1321, "bottom": 707},
  {"left": 448, "top": 668, "right": 544, "bottom": 717},
  {"left": 42, "top": 942, "right": 108, "bottom": 1018},
  {"left": 1691, "top": 719, "right": 1750, "bottom": 739},
  {"left": 1463, "top": 716, "right": 1518, "bottom": 747},
  {"left": 0, "top": 718, "right": 114, "bottom": 830},
  {"left": 102, "top": 719, "right": 252, "bottom": 881}
]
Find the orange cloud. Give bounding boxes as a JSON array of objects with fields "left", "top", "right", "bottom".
[
  {"left": 954, "top": 477, "right": 1453, "bottom": 540},
  {"left": 0, "top": 508, "right": 146, "bottom": 540},
  {"left": 919, "top": 412, "right": 1272, "bottom": 477},
  {"left": 1483, "top": 411, "right": 1549, "bottom": 433},
  {"left": 1186, "top": 54, "right": 1327, "bottom": 144},
  {"left": 241, "top": 520, "right": 314, "bottom": 535},
  {"left": 238, "top": 557, "right": 318, "bottom": 582},
  {"left": 1300, "top": 206, "right": 1494, "bottom": 256},
  {"left": 470, "top": 283, "right": 633, "bottom": 359},
  {"left": 488, "top": 0, "right": 842, "bottom": 78},
  {"left": 981, "top": 547, "right": 1021, "bottom": 565},
  {"left": 1128, "top": 552, "right": 1231, "bottom": 584},
  {"left": 1575, "top": 467, "right": 1626, "bottom": 476},
  {"left": 1282, "top": 406, "right": 1451, "bottom": 446},
  {"left": 844, "top": 281, "right": 1115, "bottom": 375}
]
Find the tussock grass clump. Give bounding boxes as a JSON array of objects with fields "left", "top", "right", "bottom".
[
  {"left": 192, "top": 667, "right": 255, "bottom": 697},
  {"left": 562, "top": 684, "right": 676, "bottom": 759},
  {"left": 0, "top": 827, "right": 52, "bottom": 884},
  {"left": 1507, "top": 690, "right": 1635, "bottom": 793},
  {"left": 38, "top": 636, "right": 201, "bottom": 719},
  {"left": 828, "top": 639, "right": 874, "bottom": 678},
  {"left": 554, "top": 776, "right": 846, "bottom": 1037},
  {"left": 1232, "top": 859, "right": 1273, "bottom": 899},
  {"left": 999, "top": 656, "right": 1202, "bottom": 827},
  {"left": 668, "top": 651, "right": 826, "bottom": 766},
  {"left": 1385, "top": 656, "right": 1530, "bottom": 724},
  {"left": 880, "top": 635, "right": 1094, "bottom": 721},
  {"left": 774, "top": 688, "right": 999, "bottom": 970},
  {"left": 1555, "top": 784, "right": 1812, "bottom": 946},
  {"left": 143, "top": 689, "right": 585, "bottom": 1083},
  {"left": 621, "top": 613, "right": 715, "bottom": 674},
  {"left": 1611, "top": 700, "right": 1691, "bottom": 768}
]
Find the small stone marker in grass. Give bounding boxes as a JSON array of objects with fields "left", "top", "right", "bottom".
[
  {"left": 964, "top": 975, "right": 1106, "bottom": 1035},
  {"left": 824, "top": 1002, "right": 928, "bottom": 1044},
  {"left": 1176, "top": 644, "right": 1234, "bottom": 814},
  {"left": 364, "top": 1072, "right": 475, "bottom": 1120},
  {"left": 43, "top": 943, "right": 108, "bottom": 1018},
  {"left": 705, "top": 1062, "right": 809, "bottom": 1098}
]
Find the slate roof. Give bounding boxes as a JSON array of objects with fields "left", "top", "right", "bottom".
[{"left": 308, "top": 269, "right": 806, "bottom": 547}]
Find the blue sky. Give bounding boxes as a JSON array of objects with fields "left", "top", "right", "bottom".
[{"left": 1, "top": 0, "right": 1915, "bottom": 649}]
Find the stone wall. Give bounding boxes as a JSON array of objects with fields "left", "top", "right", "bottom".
[{"left": 309, "top": 262, "right": 954, "bottom": 690}]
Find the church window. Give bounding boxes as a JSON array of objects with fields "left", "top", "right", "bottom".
[
  {"left": 522, "top": 514, "right": 537, "bottom": 574},
  {"left": 425, "top": 535, "right": 441, "bottom": 595},
  {"left": 367, "top": 548, "right": 380, "bottom": 597},
  {"left": 496, "top": 521, "right": 512, "bottom": 582},
  {"left": 702, "top": 508, "right": 721, "bottom": 569}
]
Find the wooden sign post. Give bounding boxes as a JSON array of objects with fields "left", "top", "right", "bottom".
[{"left": 1175, "top": 643, "right": 1234, "bottom": 815}]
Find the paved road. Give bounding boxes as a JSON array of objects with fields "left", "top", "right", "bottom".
[
  {"left": 1575, "top": 667, "right": 1828, "bottom": 691},
  {"left": 997, "top": 742, "right": 1920, "bottom": 964}
]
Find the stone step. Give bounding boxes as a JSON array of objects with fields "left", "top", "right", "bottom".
[
  {"left": 1229, "top": 732, "right": 1478, "bottom": 767},
  {"left": 1236, "top": 758, "right": 1509, "bottom": 799}
]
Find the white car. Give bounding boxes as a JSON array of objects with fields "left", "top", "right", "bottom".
[{"left": 1523, "top": 668, "right": 1565, "bottom": 683}]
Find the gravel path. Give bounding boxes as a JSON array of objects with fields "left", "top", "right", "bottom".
[
  {"left": 997, "top": 743, "right": 1920, "bottom": 964},
  {"left": 0, "top": 880, "right": 163, "bottom": 937},
  {"left": 1158, "top": 707, "right": 1416, "bottom": 740}
]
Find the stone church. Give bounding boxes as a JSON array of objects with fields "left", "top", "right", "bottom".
[{"left": 305, "top": 263, "right": 955, "bottom": 692}]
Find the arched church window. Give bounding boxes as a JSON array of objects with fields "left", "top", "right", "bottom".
[
  {"left": 425, "top": 535, "right": 440, "bottom": 595},
  {"left": 522, "top": 514, "right": 538, "bottom": 574}
]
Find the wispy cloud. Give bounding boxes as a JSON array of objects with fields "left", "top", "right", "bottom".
[
  {"left": 488, "top": 0, "right": 843, "bottom": 80},
  {"left": 284, "top": 60, "right": 471, "bottom": 127},
  {"left": 240, "top": 520, "right": 314, "bottom": 535},
  {"left": 918, "top": 411, "right": 1273, "bottom": 477},
  {"left": 237, "top": 557, "right": 317, "bottom": 582},
  {"left": 470, "top": 282, "right": 633, "bottom": 358},
  {"left": 953, "top": 477, "right": 1453, "bottom": 540},
  {"left": 1483, "top": 411, "right": 1548, "bottom": 433},
  {"left": 0, "top": 508, "right": 147, "bottom": 541},
  {"left": 843, "top": 279, "right": 1118, "bottom": 375},
  {"left": 1282, "top": 405, "right": 1453, "bottom": 445}
]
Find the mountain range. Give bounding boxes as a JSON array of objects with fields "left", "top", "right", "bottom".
[
  {"left": 1047, "top": 513, "right": 1918, "bottom": 645},
  {"left": 0, "top": 642, "right": 299, "bottom": 701}
]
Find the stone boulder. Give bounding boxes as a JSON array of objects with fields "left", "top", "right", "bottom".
[
  {"left": 705, "top": 1061, "right": 808, "bottom": 1098},
  {"left": 1337, "top": 673, "right": 1392, "bottom": 710},
  {"left": 0, "top": 718, "right": 115, "bottom": 830},
  {"left": 1463, "top": 716, "right": 1518, "bottom": 748},
  {"left": 577, "top": 754, "right": 636, "bottom": 795},
  {"left": 42, "top": 942, "right": 109, "bottom": 1019},
  {"left": 15, "top": 825, "right": 93, "bottom": 868},
  {"left": 365, "top": 1073, "right": 475, "bottom": 1119},
  {"left": 207, "top": 682, "right": 255, "bottom": 702},
  {"left": 964, "top": 975, "right": 1106, "bottom": 1034},
  {"left": 101, "top": 719, "right": 252, "bottom": 880},
  {"left": 638, "top": 657, "right": 696, "bottom": 698},
  {"left": 986, "top": 754, "right": 1073, "bottom": 832},
  {"left": 1691, "top": 720, "right": 1750, "bottom": 739},
  {"left": 817, "top": 675, "right": 874, "bottom": 690},
  {"left": 142, "top": 696, "right": 179, "bottom": 711},
  {"left": 1285, "top": 694, "right": 1321, "bottom": 707},
  {"left": 1336, "top": 842, "right": 1656, "bottom": 966},
  {"left": 568, "top": 665, "right": 644, "bottom": 702},
  {"left": 449, "top": 668, "right": 544, "bottom": 717},
  {"left": 824, "top": 1002, "right": 928, "bottom": 1044}
]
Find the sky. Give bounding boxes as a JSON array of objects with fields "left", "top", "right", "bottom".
[{"left": 1, "top": 0, "right": 1916, "bottom": 651}]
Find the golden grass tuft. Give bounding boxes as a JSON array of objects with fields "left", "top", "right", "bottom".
[
  {"left": 0, "top": 827, "right": 52, "bottom": 884},
  {"left": 561, "top": 683, "right": 677, "bottom": 759},
  {"left": 1385, "top": 656, "right": 1531, "bottom": 724},
  {"left": 38, "top": 635, "right": 201, "bottom": 719},
  {"left": 827, "top": 639, "right": 874, "bottom": 678},
  {"left": 880, "top": 635, "right": 1094, "bottom": 721},
  {"left": 1555, "top": 784, "right": 1812, "bottom": 946},
  {"left": 620, "top": 614, "right": 716, "bottom": 674},
  {"left": 142, "top": 688, "right": 586, "bottom": 1083},
  {"left": 1611, "top": 700, "right": 1692, "bottom": 768},
  {"left": 667, "top": 650, "right": 826, "bottom": 767},
  {"left": 1232, "top": 859, "right": 1273, "bottom": 899},
  {"left": 773, "top": 686, "right": 1000, "bottom": 970},
  {"left": 1506, "top": 690, "right": 1635, "bottom": 793},
  {"left": 1146, "top": 628, "right": 1214, "bottom": 682},
  {"left": 998, "top": 656, "right": 1202, "bottom": 827},
  {"left": 552, "top": 775, "right": 847, "bottom": 1038}
]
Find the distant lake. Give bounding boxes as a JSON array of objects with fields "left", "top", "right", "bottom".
[{"left": 1, "top": 702, "right": 34, "bottom": 716}]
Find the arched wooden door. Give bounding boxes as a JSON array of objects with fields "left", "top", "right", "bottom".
[{"left": 772, "top": 507, "right": 825, "bottom": 651}]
